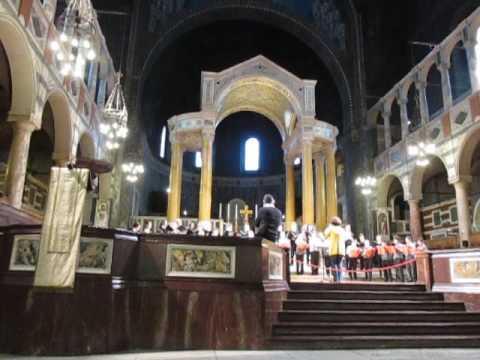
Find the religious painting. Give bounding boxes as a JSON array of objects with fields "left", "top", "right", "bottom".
[
  {"left": 9, "top": 234, "right": 40, "bottom": 271},
  {"left": 268, "top": 250, "right": 283, "bottom": 280},
  {"left": 166, "top": 244, "right": 236, "bottom": 279},
  {"left": 94, "top": 200, "right": 111, "bottom": 228},
  {"left": 77, "top": 238, "right": 114, "bottom": 274},
  {"left": 450, "top": 257, "right": 480, "bottom": 283},
  {"left": 377, "top": 211, "right": 390, "bottom": 237}
]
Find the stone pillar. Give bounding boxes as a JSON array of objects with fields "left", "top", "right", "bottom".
[
  {"left": 408, "top": 199, "right": 424, "bottom": 241},
  {"left": 325, "top": 148, "right": 338, "bottom": 222},
  {"left": 415, "top": 81, "right": 430, "bottom": 124},
  {"left": 314, "top": 154, "right": 327, "bottom": 231},
  {"left": 453, "top": 179, "right": 471, "bottom": 247},
  {"left": 398, "top": 97, "right": 409, "bottom": 138},
  {"left": 465, "top": 40, "right": 480, "bottom": 93},
  {"left": 284, "top": 157, "right": 296, "bottom": 230},
  {"left": 167, "top": 141, "right": 184, "bottom": 223},
  {"left": 5, "top": 120, "right": 37, "bottom": 209},
  {"left": 382, "top": 110, "right": 392, "bottom": 148},
  {"left": 438, "top": 62, "right": 453, "bottom": 109},
  {"left": 301, "top": 139, "right": 314, "bottom": 225},
  {"left": 198, "top": 130, "right": 214, "bottom": 222}
]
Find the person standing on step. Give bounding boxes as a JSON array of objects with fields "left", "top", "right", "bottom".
[
  {"left": 346, "top": 239, "right": 360, "bottom": 280},
  {"left": 363, "top": 241, "right": 376, "bottom": 281},
  {"left": 393, "top": 235, "right": 406, "bottom": 282},
  {"left": 405, "top": 236, "right": 416, "bottom": 282},
  {"left": 309, "top": 225, "right": 323, "bottom": 275},
  {"left": 324, "top": 216, "right": 347, "bottom": 283},
  {"left": 383, "top": 239, "right": 395, "bottom": 282},
  {"left": 255, "top": 194, "right": 282, "bottom": 242},
  {"left": 295, "top": 233, "right": 308, "bottom": 275}
]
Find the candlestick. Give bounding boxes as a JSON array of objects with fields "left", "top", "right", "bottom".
[
  {"left": 255, "top": 204, "right": 258, "bottom": 218},
  {"left": 219, "top": 203, "right": 222, "bottom": 220},
  {"left": 227, "top": 204, "right": 230, "bottom": 222}
]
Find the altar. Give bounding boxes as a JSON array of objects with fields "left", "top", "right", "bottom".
[{"left": 0, "top": 225, "right": 289, "bottom": 355}]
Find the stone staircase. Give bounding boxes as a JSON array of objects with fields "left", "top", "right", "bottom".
[{"left": 270, "top": 282, "right": 480, "bottom": 349}]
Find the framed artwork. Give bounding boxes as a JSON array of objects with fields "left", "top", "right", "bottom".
[
  {"left": 77, "top": 238, "right": 114, "bottom": 274},
  {"left": 9, "top": 234, "right": 40, "bottom": 271},
  {"left": 94, "top": 200, "right": 111, "bottom": 228},
  {"left": 450, "top": 257, "right": 480, "bottom": 283},
  {"left": 268, "top": 250, "right": 283, "bottom": 280},
  {"left": 166, "top": 244, "right": 236, "bottom": 279}
]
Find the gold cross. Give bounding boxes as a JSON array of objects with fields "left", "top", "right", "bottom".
[{"left": 240, "top": 205, "right": 253, "bottom": 222}]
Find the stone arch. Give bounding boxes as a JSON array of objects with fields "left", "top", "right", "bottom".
[
  {"left": 77, "top": 131, "right": 96, "bottom": 160},
  {"left": 138, "top": 3, "right": 353, "bottom": 133},
  {"left": 377, "top": 174, "right": 406, "bottom": 208},
  {"left": 210, "top": 57, "right": 308, "bottom": 139},
  {"left": 409, "top": 154, "right": 450, "bottom": 201},
  {"left": 0, "top": 13, "right": 36, "bottom": 118},
  {"left": 43, "top": 89, "right": 73, "bottom": 162},
  {"left": 456, "top": 123, "right": 480, "bottom": 179}
]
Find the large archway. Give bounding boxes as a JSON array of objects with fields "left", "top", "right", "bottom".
[
  {"left": 0, "top": 14, "right": 36, "bottom": 120},
  {"left": 138, "top": 4, "right": 352, "bottom": 136}
]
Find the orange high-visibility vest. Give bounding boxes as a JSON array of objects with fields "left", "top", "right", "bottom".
[
  {"left": 364, "top": 247, "right": 376, "bottom": 258},
  {"left": 385, "top": 245, "right": 396, "bottom": 255}
]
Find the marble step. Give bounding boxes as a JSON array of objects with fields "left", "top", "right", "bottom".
[
  {"left": 283, "top": 299, "right": 465, "bottom": 311},
  {"left": 269, "top": 335, "right": 480, "bottom": 349},
  {"left": 288, "top": 290, "right": 444, "bottom": 301},
  {"left": 289, "top": 282, "right": 426, "bottom": 292},
  {"left": 278, "top": 310, "right": 480, "bottom": 322},
  {"left": 272, "top": 322, "right": 480, "bottom": 336}
]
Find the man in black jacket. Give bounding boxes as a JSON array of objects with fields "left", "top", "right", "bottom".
[{"left": 255, "top": 194, "right": 282, "bottom": 242}]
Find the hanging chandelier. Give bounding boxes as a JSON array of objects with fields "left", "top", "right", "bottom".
[
  {"left": 407, "top": 141, "right": 436, "bottom": 167},
  {"left": 101, "top": 73, "right": 129, "bottom": 150},
  {"left": 355, "top": 176, "right": 377, "bottom": 195},
  {"left": 49, "top": 0, "right": 97, "bottom": 78}
]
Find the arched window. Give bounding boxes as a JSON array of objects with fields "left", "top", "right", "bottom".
[
  {"left": 159, "top": 126, "right": 166, "bottom": 158},
  {"left": 244, "top": 137, "right": 260, "bottom": 171},
  {"left": 195, "top": 151, "right": 202, "bottom": 168}
]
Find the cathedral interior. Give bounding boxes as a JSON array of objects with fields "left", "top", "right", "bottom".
[{"left": 2, "top": 0, "right": 480, "bottom": 358}]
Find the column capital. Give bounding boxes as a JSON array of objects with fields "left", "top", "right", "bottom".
[
  {"left": 449, "top": 175, "right": 472, "bottom": 186},
  {"left": 437, "top": 60, "right": 451, "bottom": 72},
  {"left": 397, "top": 96, "right": 408, "bottom": 106},
  {"left": 381, "top": 110, "right": 391, "bottom": 120},
  {"left": 12, "top": 120, "right": 37, "bottom": 133},
  {"left": 313, "top": 152, "right": 325, "bottom": 163},
  {"left": 415, "top": 80, "right": 427, "bottom": 91},
  {"left": 201, "top": 128, "right": 215, "bottom": 142}
]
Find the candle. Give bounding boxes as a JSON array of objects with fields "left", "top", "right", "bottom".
[
  {"left": 219, "top": 203, "right": 222, "bottom": 220},
  {"left": 255, "top": 204, "right": 258, "bottom": 218},
  {"left": 235, "top": 204, "right": 238, "bottom": 221},
  {"left": 227, "top": 204, "right": 230, "bottom": 222}
]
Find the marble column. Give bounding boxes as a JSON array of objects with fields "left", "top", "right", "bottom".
[
  {"left": 465, "top": 39, "right": 480, "bottom": 93},
  {"left": 382, "top": 110, "right": 392, "bottom": 149},
  {"left": 284, "top": 157, "right": 296, "bottom": 230},
  {"left": 198, "top": 131, "right": 214, "bottom": 222},
  {"left": 438, "top": 62, "right": 453, "bottom": 109},
  {"left": 167, "top": 141, "right": 184, "bottom": 223},
  {"left": 314, "top": 154, "right": 327, "bottom": 231},
  {"left": 415, "top": 81, "right": 430, "bottom": 125},
  {"left": 408, "top": 199, "right": 424, "bottom": 241},
  {"left": 5, "top": 120, "right": 37, "bottom": 209},
  {"left": 453, "top": 179, "right": 471, "bottom": 247},
  {"left": 325, "top": 148, "right": 338, "bottom": 222},
  {"left": 302, "top": 139, "right": 314, "bottom": 225},
  {"left": 398, "top": 97, "right": 409, "bottom": 138}
]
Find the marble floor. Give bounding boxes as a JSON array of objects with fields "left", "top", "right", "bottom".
[{"left": 1, "top": 350, "right": 480, "bottom": 360}]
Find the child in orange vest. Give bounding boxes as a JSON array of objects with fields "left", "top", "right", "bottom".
[
  {"left": 363, "top": 243, "right": 376, "bottom": 281},
  {"left": 346, "top": 241, "right": 361, "bottom": 280}
]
